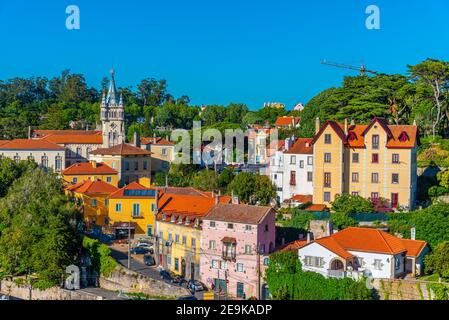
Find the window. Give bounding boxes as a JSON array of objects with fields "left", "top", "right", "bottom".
[
  {"left": 304, "top": 256, "right": 324, "bottom": 268},
  {"left": 324, "top": 172, "right": 331, "bottom": 188},
  {"left": 209, "top": 240, "right": 216, "bottom": 249},
  {"left": 263, "top": 258, "right": 270, "bottom": 266},
  {"left": 392, "top": 153, "right": 399, "bottom": 164},
  {"left": 307, "top": 171, "right": 313, "bottom": 182},
  {"left": 167, "top": 255, "right": 171, "bottom": 266},
  {"left": 374, "top": 259, "right": 382, "bottom": 270},
  {"left": 27, "top": 154, "right": 34, "bottom": 161},
  {"left": 371, "top": 192, "right": 379, "bottom": 200},
  {"left": 182, "top": 236, "right": 187, "bottom": 245},
  {"left": 220, "top": 261, "right": 228, "bottom": 270},
  {"left": 245, "top": 225, "right": 252, "bottom": 231},
  {"left": 352, "top": 172, "right": 359, "bottom": 183},
  {"left": 211, "top": 260, "right": 219, "bottom": 269},
  {"left": 372, "top": 153, "right": 379, "bottom": 163},
  {"left": 162, "top": 148, "right": 167, "bottom": 156},
  {"left": 210, "top": 221, "right": 216, "bottom": 228},
  {"left": 105, "top": 199, "right": 109, "bottom": 206},
  {"left": 324, "top": 153, "right": 331, "bottom": 163},
  {"left": 299, "top": 160, "right": 304, "bottom": 168},
  {"left": 72, "top": 177, "right": 78, "bottom": 183},
  {"left": 55, "top": 156, "right": 62, "bottom": 171},
  {"left": 132, "top": 203, "right": 141, "bottom": 217},
  {"left": 174, "top": 234, "right": 180, "bottom": 243},
  {"left": 265, "top": 224, "right": 269, "bottom": 232},
  {"left": 125, "top": 162, "right": 130, "bottom": 171},
  {"left": 143, "top": 161, "right": 148, "bottom": 170},
  {"left": 290, "top": 155, "right": 296, "bottom": 165},
  {"left": 115, "top": 203, "right": 122, "bottom": 212},
  {"left": 392, "top": 173, "right": 399, "bottom": 184},
  {"left": 107, "top": 176, "right": 112, "bottom": 183},
  {"left": 134, "top": 162, "right": 139, "bottom": 171},
  {"left": 324, "top": 134, "right": 331, "bottom": 144},
  {"left": 307, "top": 156, "right": 313, "bottom": 165},
  {"left": 259, "top": 243, "right": 266, "bottom": 253},
  {"left": 245, "top": 245, "right": 252, "bottom": 254},
  {"left": 174, "top": 258, "right": 179, "bottom": 271},
  {"left": 41, "top": 155, "right": 48, "bottom": 168},
  {"left": 351, "top": 191, "right": 359, "bottom": 196},
  {"left": 236, "top": 263, "right": 244, "bottom": 272},
  {"left": 191, "top": 238, "right": 196, "bottom": 248},
  {"left": 357, "top": 257, "right": 364, "bottom": 268},
  {"left": 395, "top": 257, "right": 401, "bottom": 271},
  {"left": 352, "top": 153, "right": 359, "bottom": 163},
  {"left": 371, "top": 173, "right": 379, "bottom": 183},
  {"left": 168, "top": 233, "right": 173, "bottom": 242},
  {"left": 151, "top": 203, "right": 156, "bottom": 212},
  {"left": 290, "top": 171, "right": 296, "bottom": 186},
  {"left": 372, "top": 135, "right": 380, "bottom": 149},
  {"left": 147, "top": 225, "right": 153, "bottom": 237},
  {"left": 324, "top": 192, "right": 331, "bottom": 202},
  {"left": 237, "top": 282, "right": 244, "bottom": 298},
  {"left": 91, "top": 199, "right": 97, "bottom": 207},
  {"left": 227, "top": 223, "right": 234, "bottom": 229}
]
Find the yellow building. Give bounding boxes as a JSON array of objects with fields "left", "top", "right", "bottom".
[
  {"left": 107, "top": 178, "right": 157, "bottom": 238},
  {"left": 156, "top": 192, "right": 231, "bottom": 280},
  {"left": 66, "top": 179, "right": 118, "bottom": 228},
  {"left": 312, "top": 117, "right": 418, "bottom": 210},
  {"left": 141, "top": 137, "right": 174, "bottom": 174},
  {"left": 62, "top": 160, "right": 119, "bottom": 187},
  {"left": 89, "top": 143, "right": 152, "bottom": 187}
]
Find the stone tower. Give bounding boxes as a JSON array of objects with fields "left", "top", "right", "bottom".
[{"left": 101, "top": 69, "right": 125, "bottom": 148}]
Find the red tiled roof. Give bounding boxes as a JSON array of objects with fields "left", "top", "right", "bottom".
[
  {"left": 205, "top": 203, "right": 274, "bottom": 224},
  {"left": 0, "top": 139, "right": 65, "bottom": 150},
  {"left": 109, "top": 181, "right": 155, "bottom": 199},
  {"left": 34, "top": 130, "right": 102, "bottom": 138},
  {"left": 141, "top": 137, "right": 174, "bottom": 146},
  {"left": 62, "top": 162, "right": 118, "bottom": 175},
  {"left": 305, "top": 204, "right": 327, "bottom": 211},
  {"left": 66, "top": 179, "right": 118, "bottom": 195},
  {"left": 42, "top": 134, "right": 103, "bottom": 144},
  {"left": 284, "top": 138, "right": 313, "bottom": 154},
  {"left": 291, "top": 194, "right": 313, "bottom": 203},
  {"left": 90, "top": 143, "right": 152, "bottom": 156},
  {"left": 0, "top": 140, "right": 10, "bottom": 147},
  {"left": 275, "top": 116, "right": 300, "bottom": 127},
  {"left": 315, "top": 236, "right": 355, "bottom": 260},
  {"left": 401, "top": 239, "right": 428, "bottom": 257},
  {"left": 280, "top": 239, "right": 308, "bottom": 252}
]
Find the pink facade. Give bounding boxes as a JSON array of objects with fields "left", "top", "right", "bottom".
[{"left": 200, "top": 208, "right": 275, "bottom": 299}]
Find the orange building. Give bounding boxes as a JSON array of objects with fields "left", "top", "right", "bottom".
[{"left": 62, "top": 161, "right": 119, "bottom": 186}]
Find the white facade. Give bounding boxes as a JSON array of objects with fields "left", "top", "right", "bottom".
[{"left": 268, "top": 137, "right": 314, "bottom": 203}]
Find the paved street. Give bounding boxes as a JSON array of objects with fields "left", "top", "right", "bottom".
[{"left": 109, "top": 244, "right": 204, "bottom": 300}]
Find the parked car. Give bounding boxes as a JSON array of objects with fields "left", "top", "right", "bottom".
[
  {"left": 136, "top": 241, "right": 153, "bottom": 248},
  {"left": 171, "top": 275, "right": 187, "bottom": 286},
  {"left": 160, "top": 270, "right": 173, "bottom": 281},
  {"left": 143, "top": 254, "right": 155, "bottom": 266},
  {"left": 176, "top": 295, "right": 197, "bottom": 300},
  {"left": 187, "top": 280, "right": 205, "bottom": 292},
  {"left": 130, "top": 247, "right": 149, "bottom": 255}
]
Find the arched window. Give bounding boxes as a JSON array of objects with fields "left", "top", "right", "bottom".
[
  {"left": 55, "top": 155, "right": 62, "bottom": 171},
  {"left": 41, "top": 155, "right": 48, "bottom": 168},
  {"left": 13, "top": 153, "right": 21, "bottom": 163}
]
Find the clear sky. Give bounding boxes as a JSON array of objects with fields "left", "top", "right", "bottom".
[{"left": 1, "top": 0, "right": 449, "bottom": 109}]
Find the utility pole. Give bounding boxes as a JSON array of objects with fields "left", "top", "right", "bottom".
[
  {"left": 127, "top": 220, "right": 131, "bottom": 269},
  {"left": 217, "top": 269, "right": 220, "bottom": 301},
  {"left": 257, "top": 243, "right": 261, "bottom": 300},
  {"left": 154, "top": 187, "right": 160, "bottom": 268}
]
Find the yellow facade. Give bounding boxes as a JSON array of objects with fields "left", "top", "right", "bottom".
[
  {"left": 156, "top": 220, "right": 201, "bottom": 280},
  {"left": 63, "top": 172, "right": 119, "bottom": 187},
  {"left": 313, "top": 119, "right": 418, "bottom": 210},
  {"left": 66, "top": 190, "right": 111, "bottom": 227}
]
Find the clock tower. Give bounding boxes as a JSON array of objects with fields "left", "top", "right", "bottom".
[{"left": 101, "top": 69, "right": 125, "bottom": 148}]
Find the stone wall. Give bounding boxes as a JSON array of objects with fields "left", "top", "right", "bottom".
[
  {"left": 99, "top": 266, "right": 190, "bottom": 298},
  {"left": 0, "top": 280, "right": 101, "bottom": 300},
  {"left": 372, "top": 278, "right": 448, "bottom": 300}
]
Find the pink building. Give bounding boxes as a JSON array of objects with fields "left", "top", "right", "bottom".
[{"left": 200, "top": 204, "right": 276, "bottom": 299}]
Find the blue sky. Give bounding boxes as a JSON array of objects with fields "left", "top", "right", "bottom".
[{"left": 1, "top": 0, "right": 449, "bottom": 109}]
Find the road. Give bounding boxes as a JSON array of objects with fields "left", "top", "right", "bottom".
[{"left": 109, "top": 245, "right": 204, "bottom": 300}]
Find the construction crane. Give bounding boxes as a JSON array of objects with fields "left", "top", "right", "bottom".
[{"left": 321, "top": 60, "right": 378, "bottom": 76}]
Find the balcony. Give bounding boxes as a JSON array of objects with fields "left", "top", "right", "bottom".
[{"left": 327, "top": 270, "right": 346, "bottom": 279}]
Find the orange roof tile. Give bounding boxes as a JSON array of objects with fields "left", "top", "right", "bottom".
[
  {"left": 315, "top": 236, "right": 355, "bottom": 260},
  {"left": 90, "top": 143, "right": 152, "bottom": 156},
  {"left": 285, "top": 138, "right": 313, "bottom": 154},
  {"left": 0, "top": 139, "right": 65, "bottom": 150},
  {"left": 0, "top": 140, "right": 10, "bottom": 147},
  {"left": 141, "top": 137, "right": 174, "bottom": 146},
  {"left": 66, "top": 179, "right": 118, "bottom": 195},
  {"left": 275, "top": 116, "right": 301, "bottom": 127},
  {"left": 291, "top": 194, "right": 313, "bottom": 203},
  {"left": 62, "top": 162, "right": 118, "bottom": 175},
  {"left": 305, "top": 204, "right": 327, "bottom": 211},
  {"left": 42, "top": 134, "right": 103, "bottom": 144},
  {"left": 401, "top": 239, "right": 428, "bottom": 257},
  {"left": 280, "top": 240, "right": 308, "bottom": 252},
  {"left": 34, "top": 130, "right": 102, "bottom": 138}
]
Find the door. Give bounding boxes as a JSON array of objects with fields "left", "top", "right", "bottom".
[
  {"left": 236, "top": 282, "right": 244, "bottom": 298},
  {"left": 181, "top": 259, "right": 186, "bottom": 278},
  {"left": 391, "top": 193, "right": 399, "bottom": 208},
  {"left": 190, "top": 263, "right": 195, "bottom": 281},
  {"left": 214, "top": 279, "right": 227, "bottom": 295}
]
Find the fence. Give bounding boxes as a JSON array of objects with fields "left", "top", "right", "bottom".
[{"left": 308, "top": 211, "right": 389, "bottom": 222}]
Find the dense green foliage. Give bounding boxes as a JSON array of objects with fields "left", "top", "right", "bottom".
[
  {"left": 388, "top": 203, "right": 449, "bottom": 249},
  {"left": 265, "top": 251, "right": 373, "bottom": 300},
  {"left": 228, "top": 172, "right": 276, "bottom": 205},
  {"left": 331, "top": 194, "right": 374, "bottom": 214},
  {"left": 0, "top": 161, "right": 81, "bottom": 286},
  {"left": 425, "top": 241, "right": 449, "bottom": 280},
  {"left": 82, "top": 237, "right": 117, "bottom": 276}
]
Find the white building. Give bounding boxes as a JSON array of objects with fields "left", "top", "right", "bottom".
[
  {"left": 293, "top": 227, "right": 429, "bottom": 280},
  {"left": 268, "top": 137, "right": 313, "bottom": 203}
]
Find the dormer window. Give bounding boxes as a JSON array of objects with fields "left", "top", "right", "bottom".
[
  {"left": 178, "top": 216, "right": 183, "bottom": 224},
  {"left": 185, "top": 217, "right": 190, "bottom": 226},
  {"left": 399, "top": 131, "right": 409, "bottom": 142}
]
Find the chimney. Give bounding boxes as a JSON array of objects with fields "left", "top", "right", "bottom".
[
  {"left": 28, "top": 126, "right": 31, "bottom": 139},
  {"left": 315, "top": 117, "right": 320, "bottom": 135},
  {"left": 231, "top": 190, "right": 240, "bottom": 204},
  {"left": 344, "top": 118, "right": 348, "bottom": 135},
  {"left": 134, "top": 131, "right": 141, "bottom": 148},
  {"left": 306, "top": 232, "right": 311, "bottom": 243},
  {"left": 350, "top": 119, "right": 355, "bottom": 126},
  {"left": 413, "top": 119, "right": 417, "bottom": 126},
  {"left": 411, "top": 227, "right": 416, "bottom": 240},
  {"left": 284, "top": 138, "right": 290, "bottom": 151},
  {"left": 91, "top": 160, "right": 98, "bottom": 168}
]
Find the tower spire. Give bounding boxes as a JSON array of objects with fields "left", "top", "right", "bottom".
[{"left": 107, "top": 68, "right": 118, "bottom": 105}]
